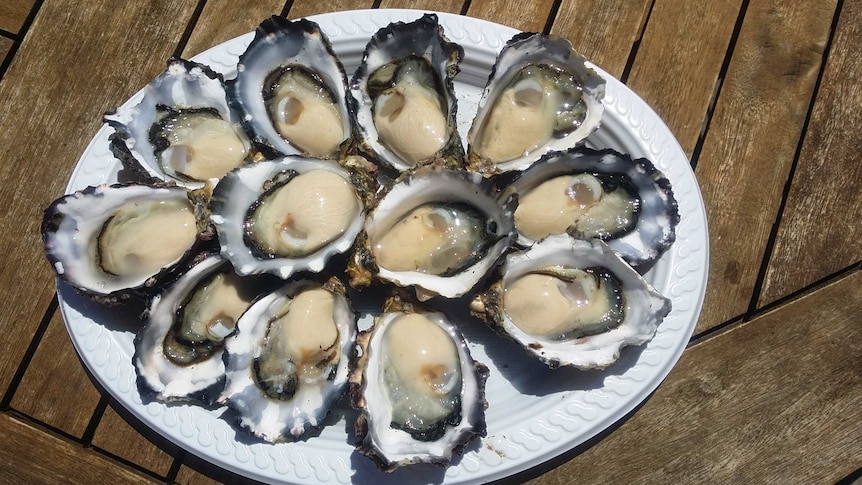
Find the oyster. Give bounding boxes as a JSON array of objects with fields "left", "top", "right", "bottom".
[
  {"left": 105, "top": 58, "right": 253, "bottom": 187},
  {"left": 349, "top": 166, "right": 516, "bottom": 300},
  {"left": 41, "top": 183, "right": 212, "bottom": 304},
  {"left": 349, "top": 13, "right": 464, "bottom": 172},
  {"left": 351, "top": 294, "right": 488, "bottom": 470},
  {"left": 210, "top": 156, "right": 372, "bottom": 279},
  {"left": 466, "top": 33, "right": 605, "bottom": 175},
  {"left": 134, "top": 254, "right": 269, "bottom": 405},
  {"left": 471, "top": 234, "right": 671, "bottom": 369},
  {"left": 230, "top": 16, "right": 352, "bottom": 159},
  {"left": 511, "top": 147, "right": 679, "bottom": 266},
  {"left": 219, "top": 278, "right": 356, "bottom": 442}
]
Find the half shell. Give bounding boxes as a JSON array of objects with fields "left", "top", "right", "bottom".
[
  {"left": 41, "top": 183, "right": 212, "bottom": 304},
  {"left": 350, "top": 294, "right": 488, "bottom": 470},
  {"left": 349, "top": 165, "right": 516, "bottom": 299},
  {"left": 466, "top": 32, "right": 605, "bottom": 175},
  {"left": 229, "top": 16, "right": 352, "bottom": 159},
  {"left": 471, "top": 234, "right": 671, "bottom": 369},
  {"left": 105, "top": 58, "right": 253, "bottom": 188},
  {"left": 210, "top": 156, "right": 370, "bottom": 279},
  {"left": 219, "top": 278, "right": 356, "bottom": 442},
  {"left": 349, "top": 13, "right": 464, "bottom": 172},
  {"left": 511, "top": 147, "right": 679, "bottom": 266}
]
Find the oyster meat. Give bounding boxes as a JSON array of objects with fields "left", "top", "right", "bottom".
[
  {"left": 349, "top": 14, "right": 464, "bottom": 172},
  {"left": 219, "top": 278, "right": 356, "bottom": 442},
  {"left": 351, "top": 295, "right": 488, "bottom": 470},
  {"left": 230, "top": 16, "right": 352, "bottom": 159},
  {"left": 105, "top": 58, "right": 252, "bottom": 187},
  {"left": 471, "top": 234, "right": 671, "bottom": 369},
  {"left": 467, "top": 32, "right": 605, "bottom": 174},
  {"left": 511, "top": 147, "right": 679, "bottom": 266},
  {"left": 349, "top": 166, "right": 516, "bottom": 299},
  {"left": 41, "top": 183, "right": 211, "bottom": 304},
  {"left": 210, "top": 156, "right": 371, "bottom": 279}
]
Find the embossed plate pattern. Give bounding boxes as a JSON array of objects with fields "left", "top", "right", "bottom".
[{"left": 58, "top": 9, "right": 709, "bottom": 485}]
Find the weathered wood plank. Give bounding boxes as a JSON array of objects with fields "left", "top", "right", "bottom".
[
  {"left": 550, "top": 0, "right": 652, "bottom": 79},
  {"left": 529, "top": 268, "right": 862, "bottom": 484},
  {"left": 378, "top": 0, "right": 465, "bottom": 14},
  {"left": 181, "top": 0, "right": 286, "bottom": 59},
  {"left": 0, "top": 36, "right": 12, "bottom": 64},
  {"left": 466, "top": 0, "right": 555, "bottom": 33},
  {"left": 287, "top": 0, "right": 377, "bottom": 21},
  {"left": 0, "top": 0, "right": 32, "bottom": 34},
  {"left": 91, "top": 404, "right": 176, "bottom": 478},
  {"left": 0, "top": 413, "right": 157, "bottom": 484},
  {"left": 692, "top": 0, "right": 836, "bottom": 333},
  {"left": 0, "top": 0, "right": 197, "bottom": 398},
  {"left": 625, "top": 0, "right": 741, "bottom": 157},
  {"left": 759, "top": 0, "right": 862, "bottom": 306},
  {"left": 9, "top": 310, "right": 101, "bottom": 437}
]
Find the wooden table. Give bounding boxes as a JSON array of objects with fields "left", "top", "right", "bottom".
[{"left": 1, "top": 0, "right": 860, "bottom": 483}]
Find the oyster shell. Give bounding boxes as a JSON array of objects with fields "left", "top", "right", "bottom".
[
  {"left": 349, "top": 165, "right": 516, "bottom": 300},
  {"left": 466, "top": 33, "right": 605, "bottom": 175},
  {"left": 511, "top": 147, "right": 679, "bottom": 266},
  {"left": 41, "top": 183, "right": 212, "bottom": 304},
  {"left": 219, "top": 278, "right": 356, "bottom": 442},
  {"left": 229, "top": 16, "right": 352, "bottom": 159},
  {"left": 471, "top": 234, "right": 671, "bottom": 369},
  {"left": 210, "top": 156, "right": 372, "bottom": 279},
  {"left": 134, "top": 254, "right": 270, "bottom": 405},
  {"left": 350, "top": 294, "right": 488, "bottom": 470},
  {"left": 105, "top": 58, "right": 253, "bottom": 187},
  {"left": 349, "top": 13, "right": 464, "bottom": 172}
]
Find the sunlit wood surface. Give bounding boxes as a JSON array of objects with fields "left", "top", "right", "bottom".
[{"left": 0, "top": 0, "right": 859, "bottom": 483}]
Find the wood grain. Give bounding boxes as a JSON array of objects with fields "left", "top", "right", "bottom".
[
  {"left": 466, "top": 0, "right": 556, "bottom": 33},
  {"left": 0, "top": 36, "right": 12, "bottom": 64},
  {"left": 0, "top": 413, "right": 156, "bottom": 485},
  {"left": 626, "top": 0, "right": 741, "bottom": 157},
  {"left": 0, "top": 0, "right": 196, "bottom": 397},
  {"left": 181, "top": 0, "right": 286, "bottom": 58},
  {"left": 287, "top": 0, "right": 377, "bottom": 21},
  {"left": 9, "top": 310, "right": 101, "bottom": 437},
  {"left": 692, "top": 0, "right": 836, "bottom": 334},
  {"left": 550, "top": 0, "right": 652, "bottom": 78},
  {"left": 91, "top": 404, "right": 176, "bottom": 478},
  {"left": 379, "top": 0, "right": 465, "bottom": 14},
  {"left": 528, "top": 268, "right": 862, "bottom": 485},
  {"left": 759, "top": 0, "right": 862, "bottom": 306},
  {"left": 0, "top": 0, "right": 32, "bottom": 34}
]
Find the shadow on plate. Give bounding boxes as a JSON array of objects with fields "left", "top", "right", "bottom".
[{"left": 57, "top": 280, "right": 147, "bottom": 335}]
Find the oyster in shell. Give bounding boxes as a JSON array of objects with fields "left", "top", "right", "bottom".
[
  {"left": 466, "top": 33, "right": 605, "bottom": 175},
  {"left": 511, "top": 147, "right": 679, "bottom": 266},
  {"left": 219, "top": 278, "right": 356, "bottom": 442},
  {"left": 349, "top": 13, "right": 464, "bottom": 172},
  {"left": 105, "top": 58, "right": 253, "bottom": 187},
  {"left": 210, "top": 155, "right": 372, "bottom": 279},
  {"left": 134, "top": 254, "right": 270, "bottom": 405},
  {"left": 229, "top": 16, "right": 352, "bottom": 159},
  {"left": 471, "top": 234, "right": 671, "bottom": 369},
  {"left": 41, "top": 183, "right": 212, "bottom": 304},
  {"left": 350, "top": 294, "right": 488, "bottom": 470},
  {"left": 349, "top": 165, "right": 516, "bottom": 300}
]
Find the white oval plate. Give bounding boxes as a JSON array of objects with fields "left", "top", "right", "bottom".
[{"left": 59, "top": 9, "right": 709, "bottom": 485}]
